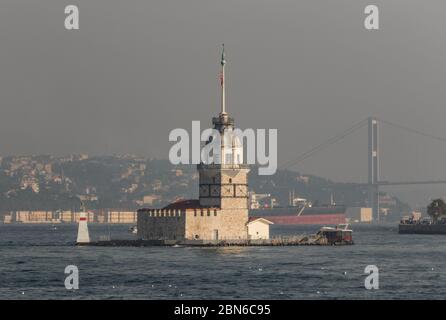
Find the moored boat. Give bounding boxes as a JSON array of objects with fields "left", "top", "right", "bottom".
[{"left": 317, "top": 224, "right": 353, "bottom": 245}]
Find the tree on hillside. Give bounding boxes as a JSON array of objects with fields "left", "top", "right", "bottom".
[{"left": 427, "top": 198, "right": 446, "bottom": 224}]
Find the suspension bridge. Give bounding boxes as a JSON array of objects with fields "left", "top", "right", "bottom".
[{"left": 279, "top": 117, "right": 446, "bottom": 221}]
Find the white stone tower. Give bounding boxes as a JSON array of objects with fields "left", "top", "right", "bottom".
[{"left": 197, "top": 45, "right": 249, "bottom": 238}]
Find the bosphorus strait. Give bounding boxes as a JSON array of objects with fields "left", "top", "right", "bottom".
[{"left": 0, "top": 224, "right": 444, "bottom": 299}]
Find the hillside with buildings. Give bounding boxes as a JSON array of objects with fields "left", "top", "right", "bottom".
[{"left": 0, "top": 155, "right": 409, "bottom": 222}]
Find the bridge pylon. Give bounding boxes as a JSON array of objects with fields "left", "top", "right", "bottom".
[{"left": 368, "top": 116, "right": 379, "bottom": 221}]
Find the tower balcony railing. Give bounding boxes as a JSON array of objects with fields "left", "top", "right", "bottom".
[
  {"left": 197, "top": 163, "right": 250, "bottom": 170},
  {"left": 212, "top": 116, "right": 234, "bottom": 127}
]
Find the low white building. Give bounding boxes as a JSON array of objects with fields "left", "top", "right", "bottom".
[
  {"left": 346, "top": 207, "right": 373, "bottom": 223},
  {"left": 247, "top": 217, "right": 274, "bottom": 240}
]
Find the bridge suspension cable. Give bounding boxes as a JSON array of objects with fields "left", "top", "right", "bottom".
[
  {"left": 378, "top": 118, "right": 446, "bottom": 144},
  {"left": 278, "top": 115, "right": 446, "bottom": 221},
  {"left": 279, "top": 118, "right": 368, "bottom": 170},
  {"left": 280, "top": 117, "right": 446, "bottom": 171}
]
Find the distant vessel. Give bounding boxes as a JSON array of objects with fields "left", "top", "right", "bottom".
[{"left": 250, "top": 205, "right": 347, "bottom": 225}]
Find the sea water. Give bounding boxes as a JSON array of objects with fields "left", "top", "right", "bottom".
[{"left": 0, "top": 223, "right": 444, "bottom": 299}]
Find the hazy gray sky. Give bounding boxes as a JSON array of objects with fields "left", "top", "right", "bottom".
[{"left": 1, "top": 0, "right": 446, "bottom": 206}]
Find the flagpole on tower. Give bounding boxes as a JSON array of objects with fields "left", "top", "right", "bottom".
[{"left": 220, "top": 44, "right": 226, "bottom": 115}]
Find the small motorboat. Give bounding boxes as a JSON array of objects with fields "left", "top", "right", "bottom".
[{"left": 317, "top": 224, "right": 353, "bottom": 245}]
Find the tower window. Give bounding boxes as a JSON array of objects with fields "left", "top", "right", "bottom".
[{"left": 229, "top": 178, "right": 232, "bottom": 183}]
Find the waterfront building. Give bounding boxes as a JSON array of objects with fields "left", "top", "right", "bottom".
[{"left": 247, "top": 217, "right": 274, "bottom": 240}]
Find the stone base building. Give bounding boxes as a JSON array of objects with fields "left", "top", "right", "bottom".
[{"left": 137, "top": 198, "right": 248, "bottom": 241}]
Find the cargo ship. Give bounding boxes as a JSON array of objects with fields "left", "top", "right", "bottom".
[{"left": 249, "top": 205, "right": 347, "bottom": 225}]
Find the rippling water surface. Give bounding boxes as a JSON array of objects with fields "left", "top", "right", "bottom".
[{"left": 0, "top": 223, "right": 445, "bottom": 299}]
